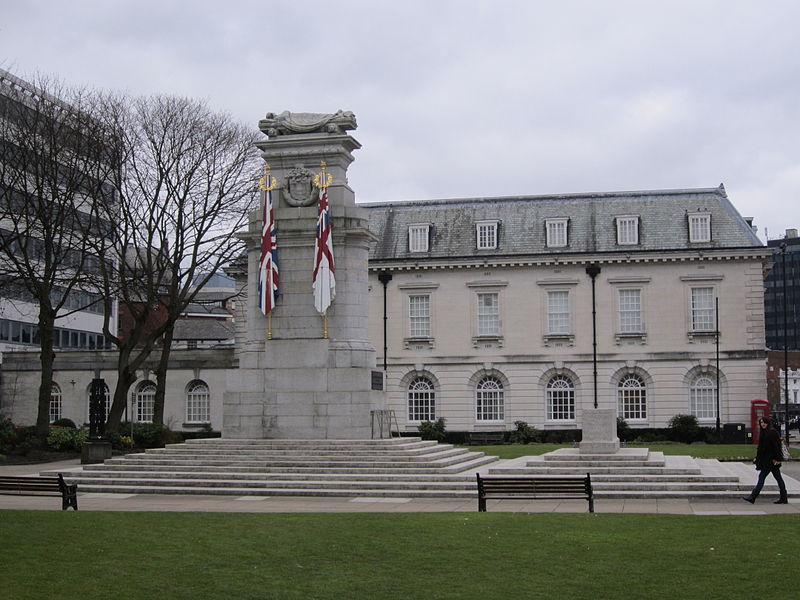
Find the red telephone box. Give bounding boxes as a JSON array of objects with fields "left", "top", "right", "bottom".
[{"left": 751, "top": 399, "right": 770, "bottom": 444}]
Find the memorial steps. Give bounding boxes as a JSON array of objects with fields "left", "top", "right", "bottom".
[
  {"left": 486, "top": 447, "right": 789, "bottom": 500},
  {"left": 47, "top": 440, "right": 789, "bottom": 500},
  {"left": 49, "top": 438, "right": 498, "bottom": 498}
]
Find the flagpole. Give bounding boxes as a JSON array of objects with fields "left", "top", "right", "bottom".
[
  {"left": 323, "top": 311, "right": 328, "bottom": 340},
  {"left": 268, "top": 313, "right": 273, "bottom": 340}
]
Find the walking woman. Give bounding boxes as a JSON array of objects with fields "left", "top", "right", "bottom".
[{"left": 743, "top": 417, "right": 788, "bottom": 504}]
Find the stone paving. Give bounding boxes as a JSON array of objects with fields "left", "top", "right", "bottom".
[{"left": 2, "top": 457, "right": 800, "bottom": 515}]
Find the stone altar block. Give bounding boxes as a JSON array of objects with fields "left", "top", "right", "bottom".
[
  {"left": 579, "top": 408, "right": 620, "bottom": 454},
  {"left": 223, "top": 111, "right": 384, "bottom": 439}
]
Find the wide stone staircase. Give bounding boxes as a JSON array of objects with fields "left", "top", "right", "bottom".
[
  {"left": 50, "top": 437, "right": 498, "bottom": 498},
  {"left": 47, "top": 440, "right": 790, "bottom": 500},
  {"left": 486, "top": 447, "right": 788, "bottom": 500}
]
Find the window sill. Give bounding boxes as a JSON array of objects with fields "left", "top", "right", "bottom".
[
  {"left": 615, "top": 332, "right": 647, "bottom": 345},
  {"left": 472, "top": 335, "right": 504, "bottom": 348},
  {"left": 543, "top": 334, "right": 574, "bottom": 347},
  {"left": 404, "top": 337, "right": 435, "bottom": 349},
  {"left": 182, "top": 422, "right": 211, "bottom": 428},
  {"left": 687, "top": 330, "right": 718, "bottom": 343},
  {"left": 544, "top": 421, "right": 577, "bottom": 428}
]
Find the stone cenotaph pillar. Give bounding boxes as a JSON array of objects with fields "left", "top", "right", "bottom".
[{"left": 223, "top": 111, "right": 383, "bottom": 439}]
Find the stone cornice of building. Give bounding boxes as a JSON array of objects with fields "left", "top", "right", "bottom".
[{"left": 368, "top": 246, "right": 772, "bottom": 272}]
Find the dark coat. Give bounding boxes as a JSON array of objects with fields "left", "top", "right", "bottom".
[{"left": 755, "top": 427, "right": 783, "bottom": 471}]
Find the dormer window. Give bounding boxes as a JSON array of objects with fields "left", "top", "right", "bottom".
[
  {"left": 546, "top": 218, "right": 568, "bottom": 248},
  {"left": 688, "top": 213, "right": 711, "bottom": 243},
  {"left": 408, "top": 224, "right": 430, "bottom": 252},
  {"left": 616, "top": 216, "right": 639, "bottom": 245},
  {"left": 476, "top": 220, "right": 499, "bottom": 250}
]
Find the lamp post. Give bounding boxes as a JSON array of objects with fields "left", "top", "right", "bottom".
[
  {"left": 586, "top": 264, "right": 601, "bottom": 409},
  {"left": 715, "top": 296, "right": 720, "bottom": 443},
  {"left": 377, "top": 271, "right": 392, "bottom": 371},
  {"left": 781, "top": 243, "right": 789, "bottom": 445}
]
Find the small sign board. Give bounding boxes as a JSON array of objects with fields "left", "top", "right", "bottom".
[{"left": 371, "top": 370, "right": 384, "bottom": 391}]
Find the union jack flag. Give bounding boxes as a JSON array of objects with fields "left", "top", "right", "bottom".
[
  {"left": 312, "top": 185, "right": 335, "bottom": 313},
  {"left": 258, "top": 184, "right": 279, "bottom": 315}
]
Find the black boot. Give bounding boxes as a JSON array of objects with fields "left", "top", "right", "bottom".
[
  {"left": 774, "top": 495, "right": 788, "bottom": 504},
  {"left": 743, "top": 495, "right": 755, "bottom": 504}
]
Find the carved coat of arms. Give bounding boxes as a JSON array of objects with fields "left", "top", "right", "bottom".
[{"left": 282, "top": 164, "right": 316, "bottom": 207}]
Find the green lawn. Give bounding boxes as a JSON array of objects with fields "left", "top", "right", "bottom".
[
  {"left": 462, "top": 442, "right": 797, "bottom": 460},
  {"left": 1, "top": 510, "right": 798, "bottom": 599}
]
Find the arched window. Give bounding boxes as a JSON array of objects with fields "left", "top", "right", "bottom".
[
  {"left": 547, "top": 375, "right": 574, "bottom": 421},
  {"left": 408, "top": 377, "right": 435, "bottom": 422},
  {"left": 134, "top": 381, "right": 156, "bottom": 423},
  {"left": 476, "top": 376, "right": 504, "bottom": 421},
  {"left": 49, "top": 383, "right": 62, "bottom": 423},
  {"left": 690, "top": 375, "right": 716, "bottom": 420},
  {"left": 618, "top": 375, "right": 646, "bottom": 420},
  {"left": 186, "top": 380, "right": 210, "bottom": 423},
  {"left": 86, "top": 382, "right": 111, "bottom": 422}
]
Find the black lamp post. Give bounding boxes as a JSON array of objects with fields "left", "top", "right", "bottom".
[
  {"left": 377, "top": 271, "right": 392, "bottom": 371},
  {"left": 586, "top": 264, "right": 601, "bottom": 409},
  {"left": 781, "top": 243, "right": 790, "bottom": 445},
  {"left": 715, "top": 297, "right": 720, "bottom": 443}
]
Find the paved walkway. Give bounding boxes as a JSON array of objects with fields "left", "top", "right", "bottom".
[{"left": 2, "top": 458, "right": 800, "bottom": 515}]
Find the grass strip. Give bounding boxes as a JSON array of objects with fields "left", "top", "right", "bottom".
[{"left": 1, "top": 510, "right": 798, "bottom": 599}]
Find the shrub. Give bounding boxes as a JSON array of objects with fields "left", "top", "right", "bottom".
[
  {"left": 509, "top": 421, "right": 541, "bottom": 444},
  {"left": 616, "top": 417, "right": 631, "bottom": 442},
  {"left": 47, "top": 426, "right": 88, "bottom": 452},
  {"left": 0, "top": 417, "right": 14, "bottom": 454},
  {"left": 668, "top": 414, "right": 701, "bottom": 444},
  {"left": 51, "top": 418, "right": 77, "bottom": 429},
  {"left": 418, "top": 418, "right": 446, "bottom": 442},
  {"left": 112, "top": 422, "right": 179, "bottom": 449}
]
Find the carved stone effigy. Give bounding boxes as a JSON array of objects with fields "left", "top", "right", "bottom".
[{"left": 260, "top": 110, "right": 357, "bottom": 137}]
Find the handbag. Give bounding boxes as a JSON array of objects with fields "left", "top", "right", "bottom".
[{"left": 780, "top": 438, "right": 791, "bottom": 461}]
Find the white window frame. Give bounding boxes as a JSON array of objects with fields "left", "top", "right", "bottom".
[
  {"left": 134, "top": 381, "right": 156, "bottom": 423},
  {"left": 618, "top": 375, "right": 647, "bottom": 421},
  {"left": 186, "top": 380, "right": 211, "bottom": 424},
  {"left": 476, "top": 376, "right": 504, "bottom": 422},
  {"left": 476, "top": 221, "right": 499, "bottom": 250},
  {"left": 690, "top": 287, "right": 715, "bottom": 332},
  {"left": 546, "top": 375, "right": 575, "bottom": 421},
  {"left": 688, "top": 213, "right": 711, "bottom": 243},
  {"left": 408, "top": 294, "right": 431, "bottom": 338},
  {"left": 547, "top": 290, "right": 570, "bottom": 335},
  {"left": 476, "top": 292, "right": 500, "bottom": 337},
  {"left": 546, "top": 218, "right": 568, "bottom": 248},
  {"left": 618, "top": 288, "right": 642, "bottom": 334},
  {"left": 690, "top": 375, "right": 717, "bottom": 420},
  {"left": 407, "top": 377, "right": 436, "bottom": 422},
  {"left": 408, "top": 224, "right": 430, "bottom": 253},
  {"left": 616, "top": 216, "right": 639, "bottom": 245},
  {"left": 49, "top": 383, "right": 62, "bottom": 423}
]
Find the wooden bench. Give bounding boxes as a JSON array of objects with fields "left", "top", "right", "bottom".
[
  {"left": 0, "top": 474, "right": 78, "bottom": 510},
  {"left": 476, "top": 473, "right": 593, "bottom": 512},
  {"left": 465, "top": 431, "right": 505, "bottom": 445}
]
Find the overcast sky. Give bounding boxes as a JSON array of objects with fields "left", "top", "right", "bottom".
[{"left": 2, "top": 0, "right": 799, "bottom": 241}]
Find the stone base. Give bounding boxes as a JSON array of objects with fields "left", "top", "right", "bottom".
[
  {"left": 223, "top": 339, "right": 385, "bottom": 439},
  {"left": 579, "top": 407, "right": 620, "bottom": 455},
  {"left": 81, "top": 439, "right": 112, "bottom": 464}
]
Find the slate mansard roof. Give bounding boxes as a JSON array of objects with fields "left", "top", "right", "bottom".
[{"left": 362, "top": 184, "right": 763, "bottom": 263}]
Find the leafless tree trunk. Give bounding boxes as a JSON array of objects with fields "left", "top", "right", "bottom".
[{"left": 93, "top": 95, "right": 260, "bottom": 431}]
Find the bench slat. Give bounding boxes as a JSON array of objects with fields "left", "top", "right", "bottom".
[
  {"left": 0, "top": 474, "right": 78, "bottom": 510},
  {"left": 477, "top": 473, "right": 593, "bottom": 513}
]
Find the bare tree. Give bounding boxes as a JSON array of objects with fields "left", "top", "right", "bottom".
[
  {"left": 95, "top": 95, "right": 261, "bottom": 430},
  {"left": 0, "top": 70, "right": 117, "bottom": 439}
]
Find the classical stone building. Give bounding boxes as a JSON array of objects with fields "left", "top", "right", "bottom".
[
  {"left": 0, "top": 105, "right": 772, "bottom": 437},
  {"left": 365, "top": 185, "right": 770, "bottom": 433}
]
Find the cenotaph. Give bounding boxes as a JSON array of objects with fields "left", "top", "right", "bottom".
[{"left": 222, "top": 111, "right": 384, "bottom": 439}]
